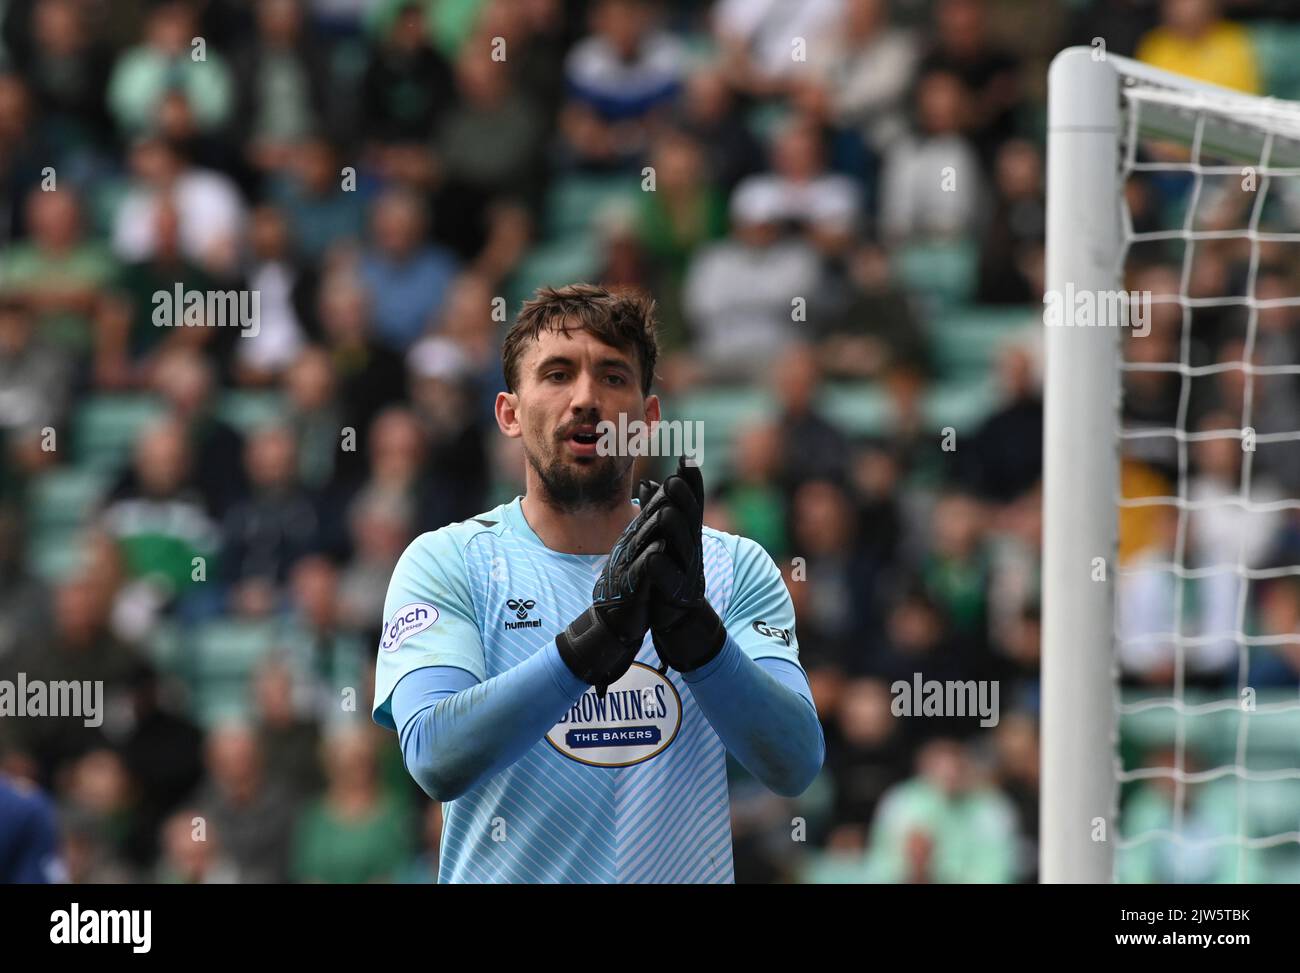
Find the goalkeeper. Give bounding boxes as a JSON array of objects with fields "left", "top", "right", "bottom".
[{"left": 372, "top": 284, "right": 824, "bottom": 883}]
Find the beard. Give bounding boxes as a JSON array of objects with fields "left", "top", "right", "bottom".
[{"left": 524, "top": 439, "right": 632, "bottom": 514}]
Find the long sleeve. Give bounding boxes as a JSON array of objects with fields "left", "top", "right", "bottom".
[
  {"left": 681, "top": 634, "right": 824, "bottom": 797},
  {"left": 390, "top": 642, "right": 587, "bottom": 802}
]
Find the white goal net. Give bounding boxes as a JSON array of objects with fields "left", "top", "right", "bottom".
[{"left": 1043, "top": 48, "right": 1300, "bottom": 883}]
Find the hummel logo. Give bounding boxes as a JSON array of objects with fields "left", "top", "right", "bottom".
[
  {"left": 504, "top": 598, "right": 542, "bottom": 631},
  {"left": 506, "top": 598, "right": 536, "bottom": 620}
]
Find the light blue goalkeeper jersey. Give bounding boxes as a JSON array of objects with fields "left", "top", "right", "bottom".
[{"left": 371, "top": 495, "right": 805, "bottom": 883}]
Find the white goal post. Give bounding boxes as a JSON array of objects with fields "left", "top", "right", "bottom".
[{"left": 1042, "top": 46, "right": 1300, "bottom": 883}]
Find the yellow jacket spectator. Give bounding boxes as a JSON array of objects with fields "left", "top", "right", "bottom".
[{"left": 1136, "top": 1, "right": 1261, "bottom": 94}]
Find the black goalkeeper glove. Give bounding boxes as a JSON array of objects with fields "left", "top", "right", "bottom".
[
  {"left": 555, "top": 485, "right": 680, "bottom": 697},
  {"left": 636, "top": 457, "right": 727, "bottom": 675}
]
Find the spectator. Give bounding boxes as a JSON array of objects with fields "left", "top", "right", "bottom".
[
  {"left": 808, "top": 0, "right": 918, "bottom": 156},
  {"left": 715, "top": 421, "right": 787, "bottom": 559},
  {"left": 863, "top": 738, "right": 1020, "bottom": 882},
  {"left": 219, "top": 424, "right": 321, "bottom": 616},
  {"left": 1185, "top": 409, "right": 1286, "bottom": 680},
  {"left": 274, "top": 556, "right": 369, "bottom": 721},
  {"left": 559, "top": 0, "right": 687, "bottom": 169},
  {"left": 117, "top": 663, "right": 205, "bottom": 869},
  {"left": 194, "top": 724, "right": 298, "bottom": 883},
  {"left": 9, "top": 574, "right": 139, "bottom": 784},
  {"left": 360, "top": 2, "right": 455, "bottom": 148},
  {"left": 821, "top": 678, "right": 911, "bottom": 847},
  {"left": 356, "top": 188, "right": 459, "bottom": 352},
  {"left": 428, "top": 272, "right": 508, "bottom": 427},
  {"left": 229, "top": 0, "right": 334, "bottom": 178},
  {"left": 672, "top": 65, "right": 763, "bottom": 193},
  {"left": 974, "top": 138, "right": 1045, "bottom": 305},
  {"left": 1, "top": 187, "right": 117, "bottom": 358},
  {"left": 1136, "top": 0, "right": 1261, "bottom": 94},
  {"left": 681, "top": 182, "right": 822, "bottom": 380},
  {"left": 0, "top": 296, "right": 71, "bottom": 437},
  {"left": 315, "top": 271, "right": 408, "bottom": 460},
  {"left": 149, "top": 347, "right": 250, "bottom": 517},
  {"left": 252, "top": 657, "right": 325, "bottom": 803},
  {"left": 291, "top": 725, "right": 414, "bottom": 883},
  {"left": 1247, "top": 577, "right": 1300, "bottom": 688},
  {"left": 106, "top": 0, "right": 234, "bottom": 136},
  {"left": 788, "top": 478, "right": 881, "bottom": 673},
  {"left": 879, "top": 69, "right": 987, "bottom": 244},
  {"left": 283, "top": 346, "right": 347, "bottom": 492},
  {"left": 1118, "top": 747, "right": 1243, "bottom": 882},
  {"left": 100, "top": 418, "right": 222, "bottom": 606},
  {"left": 234, "top": 205, "right": 308, "bottom": 384},
  {"left": 960, "top": 344, "right": 1043, "bottom": 503},
  {"left": 0, "top": 74, "right": 54, "bottom": 241},
  {"left": 268, "top": 136, "right": 367, "bottom": 265},
  {"left": 774, "top": 344, "right": 850, "bottom": 491},
  {"left": 0, "top": 506, "right": 49, "bottom": 665},
  {"left": 406, "top": 334, "right": 492, "bottom": 524},
  {"left": 713, "top": 0, "right": 843, "bottom": 100},
  {"left": 916, "top": 0, "right": 1022, "bottom": 162},
  {"left": 111, "top": 136, "right": 247, "bottom": 279},
  {"left": 154, "top": 807, "right": 239, "bottom": 883},
  {"left": 731, "top": 116, "right": 863, "bottom": 256},
  {"left": 103, "top": 196, "right": 220, "bottom": 385},
  {"left": 636, "top": 129, "right": 728, "bottom": 302},
  {"left": 812, "top": 242, "right": 929, "bottom": 382},
  {"left": 431, "top": 40, "right": 548, "bottom": 259},
  {"left": 14, "top": 0, "right": 115, "bottom": 155}
]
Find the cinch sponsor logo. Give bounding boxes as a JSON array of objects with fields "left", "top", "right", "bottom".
[
  {"left": 380, "top": 603, "right": 438, "bottom": 651},
  {"left": 752, "top": 619, "right": 792, "bottom": 645}
]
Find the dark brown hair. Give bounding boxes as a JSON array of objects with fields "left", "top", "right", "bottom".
[{"left": 502, "top": 284, "right": 658, "bottom": 395}]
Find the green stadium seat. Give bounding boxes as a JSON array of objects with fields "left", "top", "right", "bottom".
[
  {"left": 543, "top": 173, "right": 640, "bottom": 240},
  {"left": 73, "top": 395, "right": 166, "bottom": 475},
  {"left": 928, "top": 306, "right": 1038, "bottom": 381},
  {"left": 182, "top": 618, "right": 286, "bottom": 726},
  {"left": 507, "top": 237, "right": 602, "bottom": 309},
  {"left": 27, "top": 467, "right": 110, "bottom": 532},
  {"left": 216, "top": 390, "right": 287, "bottom": 434},
  {"left": 1249, "top": 22, "right": 1300, "bottom": 101},
  {"left": 893, "top": 241, "right": 978, "bottom": 309},
  {"left": 28, "top": 526, "right": 87, "bottom": 581}
]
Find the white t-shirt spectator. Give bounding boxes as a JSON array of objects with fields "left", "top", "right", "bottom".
[
  {"left": 880, "top": 133, "right": 985, "bottom": 242},
  {"left": 684, "top": 236, "right": 822, "bottom": 372},
  {"left": 731, "top": 172, "right": 862, "bottom": 233},
  {"left": 714, "top": 0, "right": 844, "bottom": 82},
  {"left": 112, "top": 168, "right": 247, "bottom": 275}
]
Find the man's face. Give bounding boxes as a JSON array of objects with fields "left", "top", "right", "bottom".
[{"left": 497, "top": 326, "right": 658, "bottom": 512}]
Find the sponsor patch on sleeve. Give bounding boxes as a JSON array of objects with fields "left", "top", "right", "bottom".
[{"left": 380, "top": 603, "right": 439, "bottom": 652}]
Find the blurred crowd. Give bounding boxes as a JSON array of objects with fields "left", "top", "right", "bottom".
[{"left": 1, "top": 0, "right": 1299, "bottom": 884}]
